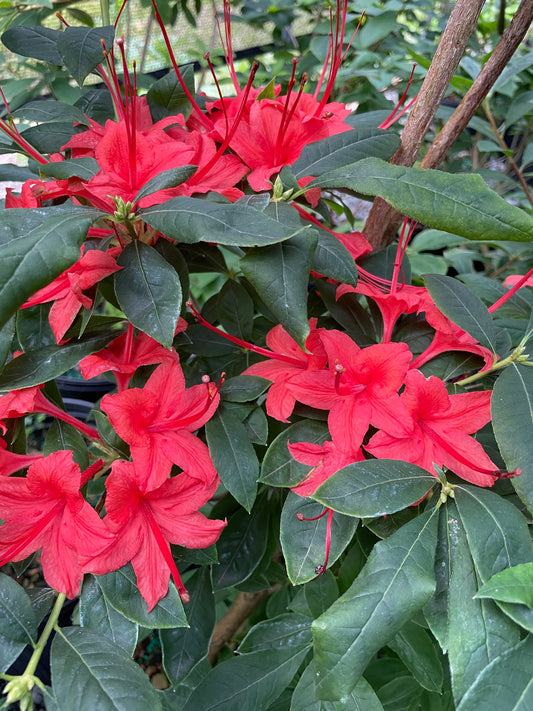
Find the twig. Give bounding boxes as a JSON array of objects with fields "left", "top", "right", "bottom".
[
  {"left": 207, "top": 589, "right": 275, "bottom": 664},
  {"left": 363, "top": 0, "right": 486, "bottom": 250},
  {"left": 483, "top": 98, "right": 533, "bottom": 209}
]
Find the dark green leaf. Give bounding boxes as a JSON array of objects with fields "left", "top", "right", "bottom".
[
  {"left": 13, "top": 100, "right": 87, "bottom": 125},
  {"left": 147, "top": 65, "right": 195, "bottom": 122},
  {"left": 39, "top": 158, "right": 100, "bottom": 181},
  {"left": 313, "top": 460, "right": 436, "bottom": 518},
  {"left": 21, "top": 122, "right": 79, "bottom": 153},
  {"left": 261, "top": 420, "right": 330, "bottom": 488},
  {"left": 304, "top": 571, "right": 339, "bottom": 618},
  {"left": 44, "top": 421, "right": 89, "bottom": 471},
  {"left": 97, "top": 563, "right": 187, "bottom": 629},
  {"left": 0, "top": 573, "right": 37, "bottom": 644},
  {"left": 219, "top": 375, "right": 270, "bottom": 403},
  {"left": 0, "top": 331, "right": 116, "bottom": 390},
  {"left": 311, "top": 227, "right": 358, "bottom": 287},
  {"left": 239, "top": 613, "right": 312, "bottom": 653},
  {"left": 388, "top": 620, "right": 443, "bottom": 693},
  {"left": 445, "top": 500, "right": 519, "bottom": 705},
  {"left": 241, "top": 231, "right": 317, "bottom": 347},
  {"left": 310, "top": 157, "right": 533, "bottom": 242},
  {"left": 290, "top": 662, "right": 384, "bottom": 711},
  {"left": 476, "top": 563, "right": 533, "bottom": 606},
  {"left": 292, "top": 128, "right": 400, "bottom": 179},
  {"left": 141, "top": 196, "right": 312, "bottom": 247},
  {"left": 313, "top": 508, "right": 439, "bottom": 700},
  {"left": 16, "top": 304, "right": 55, "bottom": 351},
  {"left": 115, "top": 241, "right": 181, "bottom": 348},
  {"left": 51, "top": 627, "right": 162, "bottom": 711},
  {"left": 212, "top": 497, "right": 269, "bottom": 590},
  {"left": 133, "top": 165, "right": 198, "bottom": 204},
  {"left": 160, "top": 567, "right": 214, "bottom": 685},
  {"left": 425, "top": 275, "right": 498, "bottom": 352},
  {"left": 181, "top": 646, "right": 310, "bottom": 711},
  {"left": 1, "top": 25, "right": 62, "bottom": 63},
  {"left": 205, "top": 408, "right": 259, "bottom": 512},
  {"left": 281, "top": 492, "right": 358, "bottom": 585},
  {"left": 0, "top": 206, "right": 97, "bottom": 330},
  {"left": 216, "top": 279, "right": 255, "bottom": 341},
  {"left": 492, "top": 364, "right": 533, "bottom": 514},
  {"left": 456, "top": 636, "right": 533, "bottom": 711},
  {"left": 0, "top": 315, "right": 15, "bottom": 372},
  {"left": 79, "top": 575, "right": 138, "bottom": 655},
  {"left": 57, "top": 26, "right": 115, "bottom": 86}
]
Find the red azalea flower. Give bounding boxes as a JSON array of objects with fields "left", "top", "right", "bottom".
[
  {"left": 288, "top": 437, "right": 363, "bottom": 498},
  {"left": 0, "top": 438, "right": 44, "bottom": 476},
  {"left": 366, "top": 369, "right": 508, "bottom": 486},
  {"left": 242, "top": 319, "right": 328, "bottom": 422},
  {"left": 22, "top": 248, "right": 122, "bottom": 343},
  {"left": 79, "top": 320, "right": 187, "bottom": 391},
  {"left": 100, "top": 360, "right": 220, "bottom": 491},
  {"left": 0, "top": 383, "right": 99, "bottom": 440},
  {"left": 0, "top": 450, "right": 111, "bottom": 598},
  {"left": 288, "top": 331, "right": 414, "bottom": 450},
  {"left": 82, "top": 459, "right": 226, "bottom": 610}
]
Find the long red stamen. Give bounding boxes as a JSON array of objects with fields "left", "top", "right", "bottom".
[
  {"left": 187, "top": 301, "right": 305, "bottom": 367},
  {"left": 205, "top": 52, "right": 230, "bottom": 138},
  {"left": 296, "top": 508, "right": 329, "bottom": 521},
  {"left": 419, "top": 420, "right": 519, "bottom": 479},
  {"left": 217, "top": 0, "right": 240, "bottom": 93},
  {"left": 115, "top": 0, "right": 130, "bottom": 27},
  {"left": 142, "top": 503, "right": 190, "bottom": 603},
  {"left": 274, "top": 58, "right": 299, "bottom": 163},
  {"left": 151, "top": 0, "right": 213, "bottom": 131},
  {"left": 379, "top": 64, "right": 418, "bottom": 130},
  {"left": 489, "top": 265, "right": 533, "bottom": 313},
  {"left": 390, "top": 217, "right": 417, "bottom": 297}
]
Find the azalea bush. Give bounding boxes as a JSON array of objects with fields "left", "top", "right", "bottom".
[{"left": 0, "top": 0, "right": 532, "bottom": 709}]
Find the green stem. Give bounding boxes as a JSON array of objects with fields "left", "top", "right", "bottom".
[
  {"left": 100, "top": 0, "right": 111, "bottom": 27},
  {"left": 455, "top": 347, "right": 531, "bottom": 386},
  {"left": 26, "top": 592, "right": 66, "bottom": 678}
]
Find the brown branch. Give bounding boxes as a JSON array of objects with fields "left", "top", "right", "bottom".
[
  {"left": 362, "top": 0, "right": 486, "bottom": 250},
  {"left": 207, "top": 589, "right": 274, "bottom": 665}
]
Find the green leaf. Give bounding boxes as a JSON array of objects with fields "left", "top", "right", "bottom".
[
  {"left": 51, "top": 627, "right": 162, "bottom": 711},
  {"left": 0, "top": 206, "right": 97, "bottom": 331},
  {"left": 281, "top": 492, "right": 358, "bottom": 585},
  {"left": 97, "top": 563, "right": 187, "bottom": 629},
  {"left": 241, "top": 231, "right": 317, "bottom": 347},
  {"left": 260, "top": 420, "right": 330, "bottom": 488},
  {"left": 133, "top": 165, "right": 198, "bottom": 204},
  {"left": 290, "top": 663, "right": 384, "bottom": 711},
  {"left": 292, "top": 128, "right": 400, "bottom": 179},
  {"left": 147, "top": 65, "right": 195, "bottom": 122},
  {"left": 212, "top": 497, "right": 269, "bottom": 590},
  {"left": 219, "top": 375, "right": 270, "bottom": 403},
  {"left": 310, "top": 157, "right": 533, "bottom": 242},
  {"left": 21, "top": 122, "right": 79, "bottom": 153},
  {"left": 456, "top": 636, "right": 533, "bottom": 711},
  {"left": 476, "top": 563, "right": 533, "bottom": 607},
  {"left": 0, "top": 331, "right": 117, "bottom": 390},
  {"left": 1, "top": 25, "right": 62, "bottom": 63},
  {"left": 445, "top": 500, "right": 520, "bottom": 705},
  {"left": 304, "top": 571, "right": 339, "bottom": 618},
  {"left": 181, "top": 646, "right": 310, "bottom": 711},
  {"left": 57, "top": 26, "right": 115, "bottom": 86},
  {"left": 115, "top": 241, "right": 181, "bottom": 348},
  {"left": 239, "top": 613, "right": 312, "bottom": 653},
  {"left": 492, "top": 364, "right": 533, "bottom": 514},
  {"left": 216, "top": 279, "right": 255, "bottom": 341},
  {"left": 205, "top": 408, "right": 259, "bottom": 512},
  {"left": 0, "top": 315, "right": 15, "bottom": 371},
  {"left": 312, "top": 460, "right": 436, "bottom": 518},
  {"left": 160, "top": 567, "right": 214, "bottom": 685},
  {"left": 44, "top": 421, "right": 89, "bottom": 471},
  {"left": 388, "top": 620, "right": 443, "bottom": 693},
  {"left": 141, "top": 197, "right": 312, "bottom": 247},
  {"left": 39, "top": 158, "right": 100, "bottom": 181},
  {"left": 424, "top": 275, "right": 498, "bottom": 352},
  {"left": 79, "top": 575, "right": 138, "bottom": 656},
  {"left": 0, "top": 573, "right": 37, "bottom": 644},
  {"left": 454, "top": 483, "right": 533, "bottom": 632},
  {"left": 13, "top": 100, "right": 87, "bottom": 125},
  {"left": 311, "top": 227, "right": 358, "bottom": 287},
  {"left": 312, "top": 507, "right": 439, "bottom": 700}
]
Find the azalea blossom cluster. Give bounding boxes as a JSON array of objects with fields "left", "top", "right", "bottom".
[{"left": 0, "top": 0, "right": 521, "bottom": 612}]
